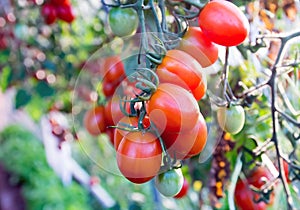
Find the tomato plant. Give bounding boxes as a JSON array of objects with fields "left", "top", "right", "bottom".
[
  {"left": 116, "top": 131, "right": 162, "bottom": 184},
  {"left": 179, "top": 27, "right": 219, "bottom": 68},
  {"left": 155, "top": 168, "right": 184, "bottom": 197},
  {"left": 84, "top": 106, "right": 106, "bottom": 136},
  {"left": 108, "top": 7, "right": 139, "bottom": 37},
  {"left": 174, "top": 178, "right": 189, "bottom": 199},
  {"left": 198, "top": 0, "right": 249, "bottom": 46},
  {"left": 217, "top": 105, "right": 245, "bottom": 134},
  {"left": 148, "top": 83, "right": 200, "bottom": 133}
]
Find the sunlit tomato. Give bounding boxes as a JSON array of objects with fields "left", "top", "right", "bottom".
[
  {"left": 174, "top": 178, "right": 189, "bottom": 199},
  {"left": 199, "top": 0, "right": 249, "bottom": 46},
  {"left": 114, "top": 116, "right": 150, "bottom": 150},
  {"left": 156, "top": 50, "right": 207, "bottom": 100},
  {"left": 235, "top": 167, "right": 274, "bottom": 210},
  {"left": 117, "top": 131, "right": 162, "bottom": 184},
  {"left": 179, "top": 27, "right": 218, "bottom": 68},
  {"left": 108, "top": 7, "right": 139, "bottom": 37},
  {"left": 102, "top": 56, "right": 125, "bottom": 83},
  {"left": 56, "top": 4, "right": 75, "bottom": 23},
  {"left": 84, "top": 106, "right": 106, "bottom": 136},
  {"left": 217, "top": 105, "right": 245, "bottom": 134},
  {"left": 41, "top": 3, "right": 57, "bottom": 25},
  {"left": 148, "top": 83, "right": 200, "bottom": 133},
  {"left": 155, "top": 168, "right": 184, "bottom": 197},
  {"left": 162, "top": 112, "right": 207, "bottom": 159}
]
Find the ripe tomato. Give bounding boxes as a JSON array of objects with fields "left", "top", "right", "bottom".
[
  {"left": 108, "top": 7, "right": 139, "bottom": 37},
  {"left": 84, "top": 106, "right": 106, "bottom": 136},
  {"left": 41, "top": 3, "right": 57, "bottom": 25},
  {"left": 155, "top": 168, "right": 184, "bottom": 197},
  {"left": 174, "top": 178, "right": 189, "bottom": 199},
  {"left": 179, "top": 27, "right": 218, "bottom": 68},
  {"left": 102, "top": 78, "right": 117, "bottom": 98},
  {"left": 116, "top": 131, "right": 162, "bottom": 184},
  {"left": 235, "top": 167, "right": 274, "bottom": 210},
  {"left": 56, "top": 4, "right": 75, "bottom": 23},
  {"left": 156, "top": 50, "right": 207, "bottom": 100},
  {"left": 51, "top": 0, "right": 70, "bottom": 6},
  {"left": 102, "top": 56, "right": 125, "bottom": 83},
  {"left": 105, "top": 127, "right": 115, "bottom": 145},
  {"left": 162, "top": 112, "right": 207, "bottom": 159},
  {"left": 217, "top": 105, "right": 245, "bottom": 134},
  {"left": 148, "top": 83, "right": 200, "bottom": 133},
  {"left": 199, "top": 0, "right": 249, "bottom": 46}
]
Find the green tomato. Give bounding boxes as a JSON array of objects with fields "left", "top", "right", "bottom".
[
  {"left": 108, "top": 7, "right": 139, "bottom": 37},
  {"left": 155, "top": 168, "right": 184, "bottom": 197},
  {"left": 217, "top": 105, "right": 245, "bottom": 134}
]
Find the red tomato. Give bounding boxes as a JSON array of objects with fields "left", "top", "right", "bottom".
[
  {"left": 174, "top": 178, "right": 189, "bottom": 199},
  {"left": 148, "top": 83, "right": 200, "bottom": 133},
  {"left": 235, "top": 167, "right": 274, "bottom": 210},
  {"left": 162, "top": 112, "right": 207, "bottom": 159},
  {"left": 199, "top": 0, "right": 249, "bottom": 46},
  {"left": 51, "top": 0, "right": 70, "bottom": 6},
  {"left": 156, "top": 50, "right": 206, "bottom": 97},
  {"left": 56, "top": 4, "right": 75, "bottom": 23},
  {"left": 102, "top": 78, "right": 118, "bottom": 98},
  {"left": 105, "top": 127, "right": 115, "bottom": 145},
  {"left": 191, "top": 79, "right": 207, "bottom": 101},
  {"left": 84, "top": 106, "right": 106, "bottom": 136},
  {"left": 102, "top": 56, "right": 125, "bottom": 83},
  {"left": 117, "top": 131, "right": 162, "bottom": 184},
  {"left": 41, "top": 3, "right": 57, "bottom": 25},
  {"left": 179, "top": 27, "right": 219, "bottom": 67}
]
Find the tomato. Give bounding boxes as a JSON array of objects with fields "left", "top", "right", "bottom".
[
  {"left": 105, "top": 127, "right": 115, "bottom": 145},
  {"left": 235, "top": 167, "right": 274, "bottom": 210},
  {"left": 108, "top": 7, "right": 139, "bottom": 37},
  {"left": 217, "top": 105, "right": 245, "bottom": 134},
  {"left": 156, "top": 50, "right": 207, "bottom": 100},
  {"left": 51, "top": 0, "right": 70, "bottom": 6},
  {"left": 155, "top": 168, "right": 184, "bottom": 197},
  {"left": 162, "top": 112, "right": 207, "bottom": 159},
  {"left": 148, "top": 83, "right": 200, "bottom": 133},
  {"left": 41, "top": 3, "right": 57, "bottom": 25},
  {"left": 116, "top": 131, "right": 162, "bottom": 184},
  {"left": 102, "top": 78, "right": 118, "bottom": 98},
  {"left": 174, "top": 178, "right": 189, "bottom": 199},
  {"left": 102, "top": 56, "right": 125, "bottom": 83},
  {"left": 56, "top": 4, "right": 75, "bottom": 23},
  {"left": 199, "top": 0, "right": 249, "bottom": 46},
  {"left": 179, "top": 27, "right": 219, "bottom": 68},
  {"left": 84, "top": 106, "right": 106, "bottom": 136},
  {"left": 191, "top": 80, "right": 206, "bottom": 101}
]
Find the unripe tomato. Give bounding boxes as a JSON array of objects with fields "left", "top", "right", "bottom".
[
  {"left": 41, "top": 3, "right": 57, "bottom": 25},
  {"left": 117, "top": 131, "right": 162, "bottom": 184},
  {"left": 179, "top": 27, "right": 219, "bottom": 68},
  {"left": 162, "top": 112, "right": 207, "bottom": 159},
  {"left": 84, "top": 106, "right": 106, "bottom": 136},
  {"left": 174, "top": 178, "right": 189, "bottom": 199},
  {"left": 56, "top": 4, "right": 75, "bottom": 23},
  {"left": 217, "top": 105, "right": 245, "bottom": 134},
  {"left": 155, "top": 168, "right": 184, "bottom": 197},
  {"left": 108, "top": 7, "right": 139, "bottom": 37},
  {"left": 199, "top": 0, "right": 249, "bottom": 46},
  {"left": 148, "top": 83, "right": 200, "bottom": 133}
]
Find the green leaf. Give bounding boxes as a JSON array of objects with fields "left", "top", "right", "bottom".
[
  {"left": 15, "top": 89, "right": 32, "bottom": 109},
  {"left": 0, "top": 65, "right": 12, "bottom": 91},
  {"left": 35, "top": 80, "right": 55, "bottom": 97}
]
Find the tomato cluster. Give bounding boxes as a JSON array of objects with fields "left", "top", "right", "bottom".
[{"left": 41, "top": 0, "right": 75, "bottom": 25}]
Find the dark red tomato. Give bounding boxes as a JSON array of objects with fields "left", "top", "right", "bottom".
[
  {"left": 174, "top": 178, "right": 189, "bottom": 199},
  {"left": 41, "top": 3, "right": 57, "bottom": 25},
  {"left": 199, "top": 0, "right": 249, "bottom": 46},
  {"left": 102, "top": 78, "right": 118, "bottom": 98},
  {"left": 235, "top": 167, "right": 274, "bottom": 210},
  {"left": 179, "top": 27, "right": 219, "bottom": 68},
  {"left": 156, "top": 50, "right": 206, "bottom": 93},
  {"left": 162, "top": 112, "right": 207, "bottom": 159},
  {"left": 84, "top": 106, "right": 106, "bottom": 136},
  {"left": 148, "top": 83, "right": 200, "bottom": 133},
  {"left": 105, "top": 127, "right": 115, "bottom": 146},
  {"left": 51, "top": 0, "right": 70, "bottom": 6},
  {"left": 56, "top": 4, "right": 75, "bottom": 23},
  {"left": 102, "top": 56, "right": 125, "bottom": 83},
  {"left": 116, "top": 131, "right": 162, "bottom": 184},
  {"left": 114, "top": 116, "right": 150, "bottom": 150}
]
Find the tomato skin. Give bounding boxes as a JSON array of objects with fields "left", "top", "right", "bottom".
[
  {"left": 156, "top": 50, "right": 206, "bottom": 96},
  {"left": 174, "top": 178, "right": 189, "bottom": 199},
  {"left": 41, "top": 4, "right": 57, "bottom": 25},
  {"left": 148, "top": 83, "right": 200, "bottom": 133},
  {"left": 102, "top": 79, "right": 117, "bottom": 98},
  {"left": 56, "top": 4, "right": 75, "bottom": 23},
  {"left": 191, "top": 80, "right": 206, "bottom": 101},
  {"left": 179, "top": 27, "right": 219, "bottom": 68},
  {"left": 102, "top": 56, "right": 125, "bottom": 83},
  {"left": 199, "top": 0, "right": 249, "bottom": 46},
  {"left": 162, "top": 112, "right": 207, "bottom": 159},
  {"left": 108, "top": 8, "right": 139, "bottom": 37},
  {"left": 116, "top": 131, "right": 162, "bottom": 184},
  {"left": 84, "top": 106, "right": 106, "bottom": 136},
  {"left": 217, "top": 105, "right": 245, "bottom": 134},
  {"left": 155, "top": 168, "right": 184, "bottom": 197}
]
